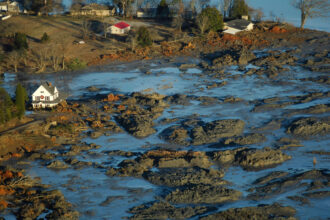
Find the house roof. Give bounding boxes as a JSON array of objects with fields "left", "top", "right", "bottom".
[
  {"left": 226, "top": 19, "right": 252, "bottom": 30},
  {"left": 113, "top": 21, "right": 130, "bottom": 29},
  {"left": 41, "top": 82, "right": 56, "bottom": 95}
]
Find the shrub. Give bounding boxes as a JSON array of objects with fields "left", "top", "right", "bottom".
[
  {"left": 40, "top": 32, "right": 50, "bottom": 43},
  {"left": 67, "top": 58, "right": 87, "bottom": 71},
  {"left": 137, "top": 27, "right": 152, "bottom": 47},
  {"left": 230, "top": 0, "right": 249, "bottom": 19},
  {"left": 13, "top": 33, "right": 28, "bottom": 51},
  {"left": 50, "top": 123, "right": 73, "bottom": 133},
  {"left": 198, "top": 7, "right": 224, "bottom": 32}
]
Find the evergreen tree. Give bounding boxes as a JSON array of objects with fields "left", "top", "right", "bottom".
[
  {"left": 137, "top": 27, "right": 152, "bottom": 47},
  {"left": 0, "top": 87, "right": 14, "bottom": 124},
  {"left": 230, "top": 0, "right": 249, "bottom": 19},
  {"left": 13, "top": 33, "right": 28, "bottom": 51},
  {"left": 198, "top": 7, "right": 224, "bottom": 32},
  {"left": 15, "top": 83, "right": 28, "bottom": 119},
  {"left": 156, "top": 0, "right": 170, "bottom": 19}
]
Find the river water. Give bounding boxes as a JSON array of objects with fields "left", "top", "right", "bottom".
[{"left": 1, "top": 55, "right": 329, "bottom": 219}]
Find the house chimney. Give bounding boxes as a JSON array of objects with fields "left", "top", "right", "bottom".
[
  {"left": 47, "top": 82, "right": 52, "bottom": 87},
  {"left": 241, "top": 15, "right": 248, "bottom": 20}
]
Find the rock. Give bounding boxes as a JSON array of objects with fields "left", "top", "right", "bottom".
[
  {"left": 18, "top": 202, "right": 46, "bottom": 219},
  {"left": 200, "top": 203, "right": 296, "bottom": 220},
  {"left": 286, "top": 104, "right": 330, "bottom": 117},
  {"left": 129, "top": 201, "right": 213, "bottom": 220},
  {"left": 287, "top": 117, "right": 330, "bottom": 137},
  {"left": 276, "top": 137, "right": 303, "bottom": 149},
  {"left": 47, "top": 160, "right": 69, "bottom": 169},
  {"left": 179, "top": 63, "right": 197, "bottom": 69},
  {"left": 164, "top": 94, "right": 191, "bottom": 105},
  {"left": 86, "top": 86, "right": 100, "bottom": 92},
  {"left": 223, "top": 96, "right": 243, "bottom": 103},
  {"left": 303, "top": 191, "right": 330, "bottom": 198},
  {"left": 223, "top": 133, "right": 266, "bottom": 145},
  {"left": 209, "top": 147, "right": 247, "bottom": 164},
  {"left": 191, "top": 119, "right": 245, "bottom": 145},
  {"left": 236, "top": 147, "right": 291, "bottom": 170},
  {"left": 165, "top": 185, "right": 242, "bottom": 204},
  {"left": 100, "top": 196, "right": 124, "bottom": 206},
  {"left": 210, "top": 147, "right": 291, "bottom": 170},
  {"left": 253, "top": 171, "right": 289, "bottom": 185},
  {"left": 88, "top": 131, "right": 103, "bottom": 139},
  {"left": 107, "top": 157, "right": 154, "bottom": 177},
  {"left": 116, "top": 114, "right": 156, "bottom": 138},
  {"left": 160, "top": 119, "right": 245, "bottom": 146},
  {"left": 248, "top": 169, "right": 330, "bottom": 200},
  {"left": 287, "top": 195, "right": 310, "bottom": 205},
  {"left": 143, "top": 167, "right": 225, "bottom": 187},
  {"left": 209, "top": 48, "right": 256, "bottom": 67},
  {"left": 107, "top": 149, "right": 214, "bottom": 177},
  {"left": 159, "top": 125, "right": 190, "bottom": 145}
]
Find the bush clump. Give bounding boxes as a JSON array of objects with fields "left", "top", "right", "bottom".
[
  {"left": 198, "top": 7, "right": 224, "bottom": 32},
  {"left": 13, "top": 33, "right": 28, "bottom": 51},
  {"left": 50, "top": 123, "right": 73, "bottom": 133},
  {"left": 67, "top": 58, "right": 87, "bottom": 71},
  {"left": 137, "top": 27, "right": 152, "bottom": 47},
  {"left": 40, "top": 32, "right": 50, "bottom": 43}
]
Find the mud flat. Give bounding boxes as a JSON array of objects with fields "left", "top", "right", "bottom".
[{"left": 0, "top": 28, "right": 329, "bottom": 219}]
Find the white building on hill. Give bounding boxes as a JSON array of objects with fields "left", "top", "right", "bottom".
[
  {"left": 108, "top": 21, "right": 130, "bottom": 35},
  {"left": 32, "top": 82, "right": 64, "bottom": 108}
]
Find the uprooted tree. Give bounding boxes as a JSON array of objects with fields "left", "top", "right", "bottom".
[{"left": 292, "top": 0, "right": 330, "bottom": 29}]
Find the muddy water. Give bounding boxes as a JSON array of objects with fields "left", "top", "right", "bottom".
[{"left": 2, "top": 57, "right": 330, "bottom": 219}]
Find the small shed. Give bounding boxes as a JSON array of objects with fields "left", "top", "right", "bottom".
[
  {"left": 223, "top": 19, "right": 254, "bottom": 35},
  {"left": 108, "top": 21, "right": 130, "bottom": 35}
]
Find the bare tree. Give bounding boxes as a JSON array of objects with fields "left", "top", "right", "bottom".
[
  {"left": 82, "top": 19, "right": 91, "bottom": 40},
  {"left": 195, "top": 0, "right": 210, "bottom": 12},
  {"left": 221, "top": 0, "right": 232, "bottom": 18},
  {"left": 7, "top": 51, "right": 21, "bottom": 73},
  {"left": 59, "top": 43, "right": 69, "bottom": 70},
  {"left": 49, "top": 44, "right": 61, "bottom": 71},
  {"left": 251, "top": 7, "right": 264, "bottom": 22},
  {"left": 292, "top": 0, "right": 330, "bottom": 28},
  {"left": 113, "top": 0, "right": 134, "bottom": 17},
  {"left": 126, "top": 30, "right": 137, "bottom": 51},
  {"left": 32, "top": 48, "right": 48, "bottom": 73},
  {"left": 101, "top": 18, "right": 110, "bottom": 38},
  {"left": 196, "top": 14, "right": 209, "bottom": 34},
  {"left": 172, "top": 0, "right": 185, "bottom": 32}
]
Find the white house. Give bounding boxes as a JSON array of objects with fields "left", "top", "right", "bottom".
[
  {"left": 223, "top": 19, "right": 254, "bottom": 35},
  {"left": 32, "top": 82, "right": 64, "bottom": 108},
  {"left": 108, "top": 21, "right": 130, "bottom": 35},
  {"left": 0, "top": 1, "right": 20, "bottom": 13}
]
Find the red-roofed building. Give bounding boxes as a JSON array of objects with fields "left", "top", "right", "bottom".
[{"left": 109, "top": 21, "right": 131, "bottom": 35}]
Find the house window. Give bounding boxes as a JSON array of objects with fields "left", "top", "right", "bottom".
[
  {"left": 35, "top": 96, "right": 40, "bottom": 101},
  {"left": 40, "top": 91, "right": 44, "bottom": 93},
  {"left": 45, "top": 96, "right": 50, "bottom": 101}
]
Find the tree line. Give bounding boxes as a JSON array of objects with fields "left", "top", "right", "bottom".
[
  {"left": 0, "top": 84, "right": 28, "bottom": 124},
  {"left": 14, "top": 0, "right": 329, "bottom": 29}
]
